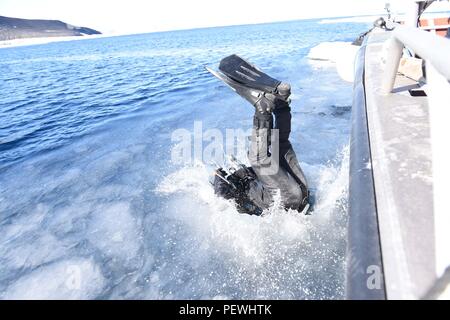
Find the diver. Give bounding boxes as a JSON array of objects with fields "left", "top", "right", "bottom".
[{"left": 206, "top": 54, "right": 310, "bottom": 216}]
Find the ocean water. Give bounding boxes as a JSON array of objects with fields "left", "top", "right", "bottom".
[{"left": 0, "top": 19, "right": 370, "bottom": 299}]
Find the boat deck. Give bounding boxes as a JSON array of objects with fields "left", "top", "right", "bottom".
[{"left": 364, "top": 29, "right": 435, "bottom": 299}]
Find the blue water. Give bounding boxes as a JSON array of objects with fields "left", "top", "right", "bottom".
[{"left": 0, "top": 19, "right": 370, "bottom": 299}]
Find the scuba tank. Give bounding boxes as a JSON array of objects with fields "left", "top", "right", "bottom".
[{"left": 212, "top": 156, "right": 263, "bottom": 216}]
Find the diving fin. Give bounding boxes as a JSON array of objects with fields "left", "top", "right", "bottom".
[
  {"left": 218, "top": 54, "right": 281, "bottom": 94},
  {"left": 206, "top": 65, "right": 289, "bottom": 114},
  {"left": 205, "top": 66, "right": 264, "bottom": 106},
  {"left": 206, "top": 55, "right": 292, "bottom": 113},
  {"left": 218, "top": 55, "right": 291, "bottom": 100}
]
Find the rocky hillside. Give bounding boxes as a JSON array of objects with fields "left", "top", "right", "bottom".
[{"left": 0, "top": 15, "right": 101, "bottom": 41}]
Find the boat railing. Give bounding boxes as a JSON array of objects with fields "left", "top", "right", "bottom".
[
  {"left": 381, "top": 23, "right": 450, "bottom": 95},
  {"left": 381, "top": 0, "right": 450, "bottom": 289}
]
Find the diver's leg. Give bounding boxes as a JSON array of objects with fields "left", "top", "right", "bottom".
[
  {"left": 248, "top": 109, "right": 305, "bottom": 210},
  {"left": 250, "top": 101, "right": 309, "bottom": 210},
  {"left": 248, "top": 112, "right": 273, "bottom": 167},
  {"left": 273, "top": 106, "right": 309, "bottom": 190},
  {"left": 273, "top": 103, "right": 292, "bottom": 155}
]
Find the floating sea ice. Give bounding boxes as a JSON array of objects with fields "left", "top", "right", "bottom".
[
  {"left": 2, "top": 258, "right": 105, "bottom": 300},
  {"left": 308, "top": 42, "right": 360, "bottom": 82}
]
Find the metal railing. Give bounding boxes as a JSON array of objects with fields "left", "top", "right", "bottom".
[
  {"left": 381, "top": 23, "right": 450, "bottom": 94},
  {"left": 380, "top": 0, "right": 450, "bottom": 284},
  {"left": 373, "top": 0, "right": 450, "bottom": 299}
]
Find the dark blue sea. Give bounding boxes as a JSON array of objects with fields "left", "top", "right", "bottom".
[{"left": 0, "top": 18, "right": 370, "bottom": 299}]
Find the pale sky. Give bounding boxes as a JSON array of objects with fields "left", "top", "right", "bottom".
[{"left": 0, "top": 0, "right": 449, "bottom": 34}]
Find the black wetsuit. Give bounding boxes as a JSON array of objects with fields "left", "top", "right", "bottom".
[
  {"left": 213, "top": 99, "right": 308, "bottom": 215},
  {"left": 209, "top": 54, "right": 309, "bottom": 215},
  {"left": 247, "top": 102, "right": 308, "bottom": 212}
]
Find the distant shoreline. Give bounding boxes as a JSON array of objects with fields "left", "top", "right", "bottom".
[
  {"left": 0, "top": 34, "right": 111, "bottom": 49},
  {"left": 0, "top": 15, "right": 102, "bottom": 48},
  {"left": 0, "top": 15, "right": 376, "bottom": 49},
  {"left": 2, "top": 11, "right": 448, "bottom": 49}
]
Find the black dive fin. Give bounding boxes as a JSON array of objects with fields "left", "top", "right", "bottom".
[
  {"left": 205, "top": 66, "right": 264, "bottom": 106},
  {"left": 218, "top": 54, "right": 281, "bottom": 93}
]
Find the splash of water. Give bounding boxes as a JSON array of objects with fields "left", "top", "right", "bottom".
[{"left": 155, "top": 145, "right": 349, "bottom": 299}]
